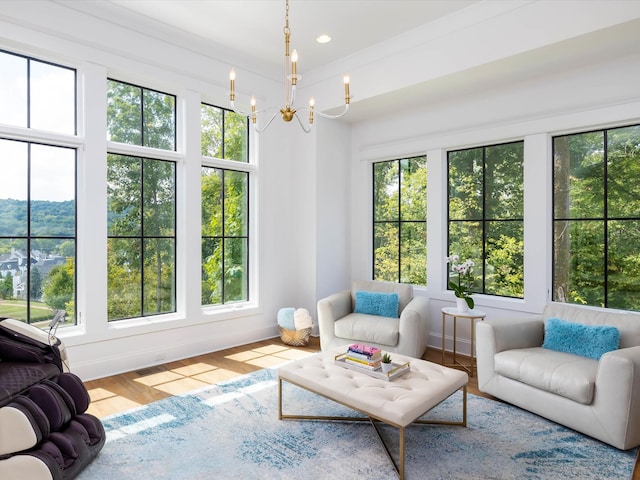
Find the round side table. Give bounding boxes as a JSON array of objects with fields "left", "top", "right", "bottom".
[{"left": 441, "top": 307, "right": 486, "bottom": 377}]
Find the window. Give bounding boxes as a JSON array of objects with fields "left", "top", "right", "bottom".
[
  {"left": 106, "top": 80, "right": 177, "bottom": 321},
  {"left": 107, "top": 155, "right": 176, "bottom": 320},
  {"left": 201, "top": 167, "right": 249, "bottom": 305},
  {"left": 200, "top": 101, "right": 250, "bottom": 306},
  {"left": 372, "top": 156, "right": 426, "bottom": 285},
  {"left": 107, "top": 79, "right": 176, "bottom": 150},
  {"left": 553, "top": 124, "right": 640, "bottom": 310},
  {"left": 448, "top": 141, "right": 524, "bottom": 298},
  {"left": 0, "top": 49, "right": 76, "bottom": 134},
  {"left": 0, "top": 50, "right": 77, "bottom": 328},
  {"left": 201, "top": 103, "right": 248, "bottom": 162}
]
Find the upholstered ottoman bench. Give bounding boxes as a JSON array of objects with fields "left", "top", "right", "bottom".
[{"left": 278, "top": 351, "right": 468, "bottom": 479}]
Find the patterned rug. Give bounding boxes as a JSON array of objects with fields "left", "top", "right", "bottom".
[{"left": 78, "top": 367, "right": 637, "bottom": 480}]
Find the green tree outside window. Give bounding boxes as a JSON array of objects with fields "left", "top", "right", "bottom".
[
  {"left": 448, "top": 141, "right": 524, "bottom": 298},
  {"left": 553, "top": 124, "right": 640, "bottom": 311},
  {"left": 373, "top": 156, "right": 426, "bottom": 286}
]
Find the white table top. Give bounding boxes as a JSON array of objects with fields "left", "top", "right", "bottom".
[{"left": 441, "top": 307, "right": 486, "bottom": 319}]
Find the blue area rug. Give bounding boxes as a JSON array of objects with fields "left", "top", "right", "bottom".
[{"left": 78, "top": 367, "right": 637, "bottom": 479}]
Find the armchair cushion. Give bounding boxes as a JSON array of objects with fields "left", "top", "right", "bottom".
[
  {"left": 353, "top": 291, "right": 399, "bottom": 318},
  {"left": 494, "top": 347, "right": 597, "bottom": 404},
  {"left": 542, "top": 317, "right": 619, "bottom": 360},
  {"left": 334, "top": 313, "right": 399, "bottom": 346}
]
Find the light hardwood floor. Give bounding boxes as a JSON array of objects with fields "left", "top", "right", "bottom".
[{"left": 83, "top": 336, "right": 639, "bottom": 479}]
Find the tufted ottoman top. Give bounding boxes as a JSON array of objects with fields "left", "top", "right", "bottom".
[{"left": 278, "top": 350, "right": 468, "bottom": 427}]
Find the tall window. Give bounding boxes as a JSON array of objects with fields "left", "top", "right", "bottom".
[
  {"left": 107, "top": 80, "right": 177, "bottom": 320},
  {"left": 201, "top": 102, "right": 250, "bottom": 305},
  {"left": 448, "top": 141, "right": 524, "bottom": 298},
  {"left": 372, "top": 156, "right": 426, "bottom": 285},
  {"left": 201, "top": 167, "right": 249, "bottom": 305},
  {"left": 553, "top": 124, "right": 640, "bottom": 310},
  {"left": 0, "top": 50, "right": 77, "bottom": 327}
]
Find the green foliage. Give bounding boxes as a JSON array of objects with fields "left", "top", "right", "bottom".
[
  {"left": 0, "top": 275, "right": 13, "bottom": 299},
  {"left": 107, "top": 155, "right": 176, "bottom": 320},
  {"left": 42, "top": 258, "right": 75, "bottom": 316},
  {"left": 0, "top": 199, "right": 75, "bottom": 237},
  {"left": 448, "top": 142, "right": 524, "bottom": 299},
  {"left": 29, "top": 267, "right": 43, "bottom": 300},
  {"left": 107, "top": 80, "right": 175, "bottom": 150},
  {"left": 201, "top": 167, "right": 249, "bottom": 305},
  {"left": 373, "top": 156, "right": 427, "bottom": 286},
  {"left": 201, "top": 104, "right": 248, "bottom": 162},
  {"left": 553, "top": 125, "right": 640, "bottom": 311}
]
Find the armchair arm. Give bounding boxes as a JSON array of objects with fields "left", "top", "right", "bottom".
[
  {"left": 317, "top": 290, "right": 351, "bottom": 351},
  {"left": 476, "top": 315, "right": 543, "bottom": 392},
  {"left": 593, "top": 346, "right": 640, "bottom": 449},
  {"left": 396, "top": 296, "right": 430, "bottom": 358}
]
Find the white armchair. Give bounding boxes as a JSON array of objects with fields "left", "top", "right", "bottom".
[
  {"left": 476, "top": 303, "right": 640, "bottom": 450},
  {"left": 317, "top": 280, "right": 430, "bottom": 358}
]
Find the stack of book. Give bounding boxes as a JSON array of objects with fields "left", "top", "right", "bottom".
[{"left": 344, "top": 343, "right": 382, "bottom": 370}]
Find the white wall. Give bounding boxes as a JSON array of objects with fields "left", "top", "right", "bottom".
[
  {"left": 349, "top": 51, "right": 640, "bottom": 355},
  {"left": 0, "top": 2, "right": 307, "bottom": 380},
  {"left": 2, "top": 1, "right": 640, "bottom": 376}
]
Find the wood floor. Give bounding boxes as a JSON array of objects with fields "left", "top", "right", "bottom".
[{"left": 83, "top": 336, "right": 639, "bottom": 479}]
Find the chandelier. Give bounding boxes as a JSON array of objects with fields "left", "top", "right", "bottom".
[{"left": 228, "top": 0, "right": 351, "bottom": 133}]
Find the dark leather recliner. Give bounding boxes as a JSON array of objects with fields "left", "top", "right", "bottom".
[{"left": 0, "top": 318, "right": 105, "bottom": 479}]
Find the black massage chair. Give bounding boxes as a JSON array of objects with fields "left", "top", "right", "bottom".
[{"left": 0, "top": 317, "right": 105, "bottom": 479}]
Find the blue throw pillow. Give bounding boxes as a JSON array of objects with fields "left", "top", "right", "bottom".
[
  {"left": 354, "top": 291, "right": 399, "bottom": 318},
  {"left": 277, "top": 307, "right": 296, "bottom": 330},
  {"left": 542, "top": 317, "right": 620, "bottom": 360}
]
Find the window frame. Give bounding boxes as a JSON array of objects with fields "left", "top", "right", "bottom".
[
  {"left": 446, "top": 140, "right": 525, "bottom": 299},
  {"left": 0, "top": 49, "right": 78, "bottom": 327},
  {"left": 106, "top": 78, "right": 179, "bottom": 322},
  {"left": 201, "top": 102, "right": 250, "bottom": 163},
  {"left": 552, "top": 123, "right": 640, "bottom": 311},
  {"left": 106, "top": 78, "right": 177, "bottom": 151},
  {"left": 201, "top": 165, "right": 250, "bottom": 306},
  {"left": 371, "top": 155, "right": 427, "bottom": 286}
]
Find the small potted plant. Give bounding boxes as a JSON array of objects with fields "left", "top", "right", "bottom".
[{"left": 381, "top": 353, "right": 393, "bottom": 373}]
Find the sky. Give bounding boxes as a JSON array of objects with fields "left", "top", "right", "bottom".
[{"left": 0, "top": 52, "right": 76, "bottom": 202}]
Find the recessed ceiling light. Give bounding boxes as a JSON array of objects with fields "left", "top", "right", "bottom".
[{"left": 316, "top": 34, "right": 332, "bottom": 44}]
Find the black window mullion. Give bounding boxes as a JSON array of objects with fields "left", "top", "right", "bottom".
[
  {"left": 140, "top": 87, "right": 145, "bottom": 148},
  {"left": 481, "top": 147, "right": 487, "bottom": 294},
  {"left": 26, "top": 143, "right": 32, "bottom": 323},
  {"left": 397, "top": 160, "right": 402, "bottom": 283},
  {"left": 221, "top": 112, "right": 226, "bottom": 159},
  {"left": 603, "top": 130, "right": 609, "bottom": 307},
  {"left": 139, "top": 157, "right": 145, "bottom": 317},
  {"left": 221, "top": 169, "right": 226, "bottom": 303}
]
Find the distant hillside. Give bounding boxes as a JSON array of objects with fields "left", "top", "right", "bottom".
[{"left": 0, "top": 199, "right": 75, "bottom": 236}]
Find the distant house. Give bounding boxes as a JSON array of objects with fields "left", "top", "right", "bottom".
[{"left": 0, "top": 249, "right": 66, "bottom": 300}]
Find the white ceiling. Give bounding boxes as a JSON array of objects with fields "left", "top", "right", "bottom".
[
  {"left": 50, "top": 0, "right": 640, "bottom": 122},
  {"left": 58, "top": 0, "right": 479, "bottom": 75}
]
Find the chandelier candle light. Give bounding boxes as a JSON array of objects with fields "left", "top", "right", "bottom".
[{"left": 229, "top": 0, "right": 351, "bottom": 133}]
